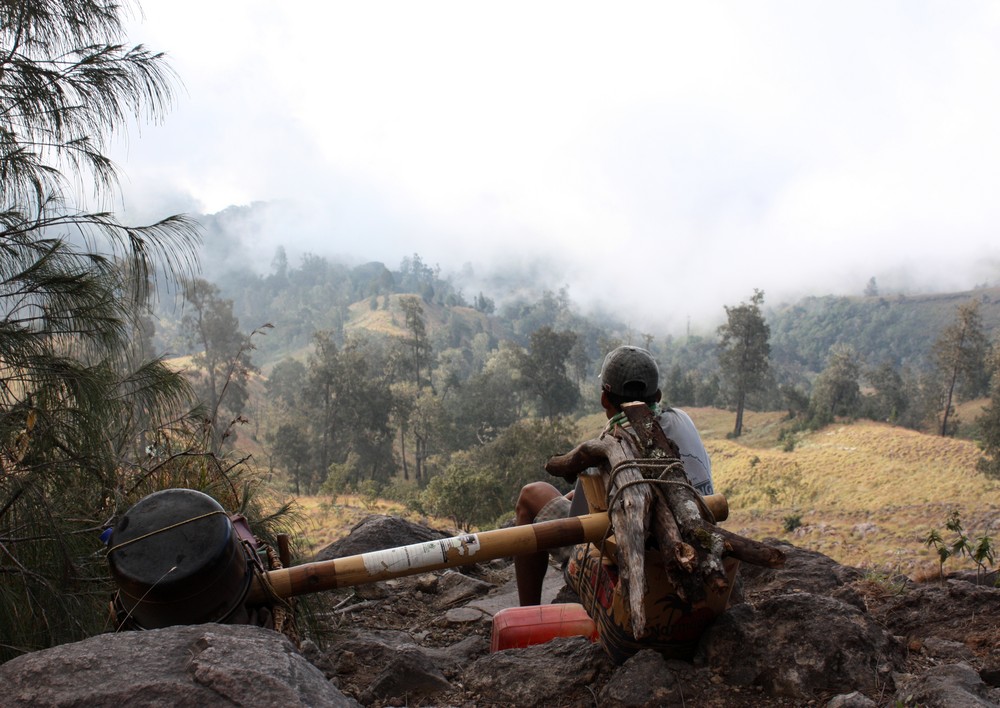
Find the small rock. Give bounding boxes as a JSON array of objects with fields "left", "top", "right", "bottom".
[
  {"left": 444, "top": 607, "right": 486, "bottom": 624},
  {"left": 354, "top": 582, "right": 389, "bottom": 600},
  {"left": 414, "top": 573, "right": 439, "bottom": 593},
  {"left": 336, "top": 650, "right": 357, "bottom": 675},
  {"left": 826, "top": 690, "right": 877, "bottom": 707},
  {"left": 922, "top": 636, "right": 975, "bottom": 661},
  {"left": 436, "top": 570, "right": 494, "bottom": 607},
  {"left": 894, "top": 662, "right": 1000, "bottom": 707},
  {"left": 366, "top": 647, "right": 452, "bottom": 701}
]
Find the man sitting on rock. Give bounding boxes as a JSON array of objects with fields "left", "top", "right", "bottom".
[{"left": 513, "top": 345, "right": 715, "bottom": 606}]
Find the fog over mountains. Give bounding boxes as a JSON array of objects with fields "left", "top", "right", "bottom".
[
  {"left": 191, "top": 201, "right": 1000, "bottom": 338},
  {"left": 113, "top": 4, "right": 1000, "bottom": 336}
]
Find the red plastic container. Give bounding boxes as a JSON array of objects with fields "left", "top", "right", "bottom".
[{"left": 490, "top": 603, "right": 599, "bottom": 652}]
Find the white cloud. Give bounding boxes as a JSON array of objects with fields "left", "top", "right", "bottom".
[{"left": 114, "top": 1, "right": 1000, "bottom": 332}]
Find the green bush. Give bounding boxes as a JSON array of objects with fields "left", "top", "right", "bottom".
[{"left": 924, "top": 510, "right": 996, "bottom": 584}]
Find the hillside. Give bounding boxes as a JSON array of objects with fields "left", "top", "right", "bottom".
[
  {"left": 282, "top": 408, "right": 1000, "bottom": 584},
  {"left": 685, "top": 408, "right": 1000, "bottom": 577},
  {"left": 185, "top": 230, "right": 1000, "bottom": 377},
  {"left": 344, "top": 296, "right": 494, "bottom": 342},
  {"left": 160, "top": 243, "right": 1000, "bottom": 582},
  {"left": 767, "top": 285, "right": 1000, "bottom": 372}
]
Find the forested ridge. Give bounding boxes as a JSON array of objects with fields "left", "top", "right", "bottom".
[
  {"left": 145, "top": 206, "right": 1000, "bottom": 534},
  {"left": 769, "top": 288, "right": 1000, "bottom": 374},
  {"left": 164, "top": 202, "right": 1000, "bottom": 378}
]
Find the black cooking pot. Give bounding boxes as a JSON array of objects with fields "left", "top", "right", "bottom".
[{"left": 107, "top": 488, "right": 252, "bottom": 629}]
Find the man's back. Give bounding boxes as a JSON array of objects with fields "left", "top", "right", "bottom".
[{"left": 657, "top": 407, "right": 713, "bottom": 495}]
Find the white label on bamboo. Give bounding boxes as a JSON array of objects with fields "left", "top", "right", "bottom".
[{"left": 361, "top": 535, "right": 482, "bottom": 575}]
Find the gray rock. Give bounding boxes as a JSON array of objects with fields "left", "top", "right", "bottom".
[
  {"left": 923, "top": 636, "right": 977, "bottom": 661},
  {"left": 434, "top": 570, "right": 494, "bottom": 607},
  {"left": 0, "top": 624, "right": 358, "bottom": 707},
  {"left": 422, "top": 635, "right": 489, "bottom": 669},
  {"left": 327, "top": 626, "right": 486, "bottom": 675},
  {"left": 444, "top": 606, "right": 487, "bottom": 624},
  {"left": 737, "top": 540, "right": 864, "bottom": 597},
  {"left": 894, "top": 662, "right": 1000, "bottom": 707},
  {"left": 464, "top": 636, "right": 614, "bottom": 707},
  {"left": 697, "top": 592, "right": 905, "bottom": 699},
  {"left": 363, "top": 647, "right": 452, "bottom": 701},
  {"left": 872, "top": 578, "right": 999, "bottom": 641},
  {"left": 599, "top": 649, "right": 680, "bottom": 707},
  {"left": 825, "top": 691, "right": 878, "bottom": 707},
  {"left": 412, "top": 573, "right": 439, "bottom": 593}
]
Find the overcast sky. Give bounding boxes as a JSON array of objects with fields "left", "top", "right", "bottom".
[{"left": 114, "top": 1, "right": 1000, "bottom": 333}]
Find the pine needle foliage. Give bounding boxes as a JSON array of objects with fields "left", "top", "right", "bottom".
[
  {"left": 975, "top": 349, "right": 1000, "bottom": 479},
  {"left": 0, "top": 0, "right": 260, "bottom": 663}
]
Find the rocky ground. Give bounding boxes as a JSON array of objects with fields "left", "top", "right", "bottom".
[
  {"left": 1, "top": 513, "right": 998, "bottom": 707},
  {"left": 298, "top": 515, "right": 1000, "bottom": 707}
]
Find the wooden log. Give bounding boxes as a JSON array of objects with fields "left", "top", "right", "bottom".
[
  {"left": 604, "top": 430, "right": 654, "bottom": 636},
  {"left": 621, "top": 403, "right": 732, "bottom": 601},
  {"left": 547, "top": 429, "right": 658, "bottom": 636},
  {"left": 651, "top": 489, "right": 695, "bottom": 573},
  {"left": 705, "top": 521, "right": 786, "bottom": 568}
]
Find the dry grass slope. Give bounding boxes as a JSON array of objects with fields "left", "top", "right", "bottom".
[
  {"left": 686, "top": 408, "right": 1000, "bottom": 577},
  {"left": 282, "top": 408, "right": 999, "bottom": 580},
  {"left": 344, "top": 296, "right": 491, "bottom": 341}
]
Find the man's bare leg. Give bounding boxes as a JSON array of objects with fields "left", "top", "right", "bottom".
[{"left": 513, "top": 482, "right": 564, "bottom": 606}]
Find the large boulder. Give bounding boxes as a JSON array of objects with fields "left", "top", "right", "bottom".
[
  {"left": 463, "top": 636, "right": 614, "bottom": 707},
  {"left": 313, "top": 514, "right": 451, "bottom": 561},
  {"left": 697, "top": 592, "right": 904, "bottom": 698},
  {"left": 0, "top": 624, "right": 358, "bottom": 707}
]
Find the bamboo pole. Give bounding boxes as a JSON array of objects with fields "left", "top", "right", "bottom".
[
  {"left": 248, "top": 494, "right": 730, "bottom": 605},
  {"left": 249, "top": 512, "right": 611, "bottom": 604}
]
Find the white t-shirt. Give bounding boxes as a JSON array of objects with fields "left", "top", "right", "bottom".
[{"left": 657, "top": 407, "right": 714, "bottom": 495}]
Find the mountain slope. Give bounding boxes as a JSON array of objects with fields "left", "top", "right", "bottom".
[{"left": 684, "top": 409, "right": 1000, "bottom": 576}]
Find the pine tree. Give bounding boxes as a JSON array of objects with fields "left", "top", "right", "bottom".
[
  {"left": 0, "top": 0, "right": 202, "bottom": 658},
  {"left": 399, "top": 295, "right": 431, "bottom": 388},
  {"left": 808, "top": 345, "right": 862, "bottom": 428},
  {"left": 717, "top": 289, "right": 771, "bottom": 437},
  {"left": 975, "top": 350, "right": 1000, "bottom": 479},
  {"left": 933, "top": 301, "right": 990, "bottom": 436}
]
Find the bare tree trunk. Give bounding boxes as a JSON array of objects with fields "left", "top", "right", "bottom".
[
  {"left": 733, "top": 388, "right": 746, "bottom": 437},
  {"left": 399, "top": 426, "right": 409, "bottom": 480},
  {"left": 414, "top": 433, "right": 425, "bottom": 483},
  {"left": 940, "top": 364, "right": 959, "bottom": 436}
]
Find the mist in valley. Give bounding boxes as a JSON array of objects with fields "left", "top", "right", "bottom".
[{"left": 117, "top": 3, "right": 1000, "bottom": 337}]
